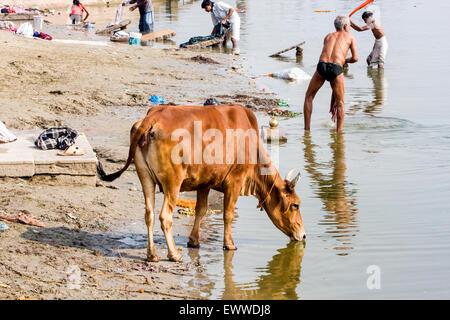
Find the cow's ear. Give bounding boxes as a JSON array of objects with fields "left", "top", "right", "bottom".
[
  {"left": 285, "top": 170, "right": 300, "bottom": 190},
  {"left": 284, "top": 180, "right": 294, "bottom": 191},
  {"left": 287, "top": 173, "right": 300, "bottom": 190}
]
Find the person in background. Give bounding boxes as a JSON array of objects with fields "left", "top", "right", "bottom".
[
  {"left": 350, "top": 11, "right": 388, "bottom": 69},
  {"left": 201, "top": 0, "right": 241, "bottom": 55},
  {"left": 303, "top": 16, "right": 358, "bottom": 132},
  {"left": 69, "top": 0, "right": 89, "bottom": 24},
  {"left": 126, "top": 0, "right": 154, "bottom": 34}
]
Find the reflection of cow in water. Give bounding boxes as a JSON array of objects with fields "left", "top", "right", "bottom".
[{"left": 222, "top": 242, "right": 305, "bottom": 300}]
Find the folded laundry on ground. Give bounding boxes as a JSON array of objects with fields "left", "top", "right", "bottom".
[
  {"left": 0, "top": 121, "right": 17, "bottom": 143},
  {"left": 35, "top": 127, "right": 78, "bottom": 150},
  {"left": 179, "top": 21, "right": 229, "bottom": 48},
  {"left": 0, "top": 5, "right": 36, "bottom": 14}
]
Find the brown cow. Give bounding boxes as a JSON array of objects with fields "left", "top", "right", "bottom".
[{"left": 98, "top": 104, "right": 306, "bottom": 262}]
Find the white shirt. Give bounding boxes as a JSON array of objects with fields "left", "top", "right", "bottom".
[{"left": 211, "top": 1, "right": 239, "bottom": 26}]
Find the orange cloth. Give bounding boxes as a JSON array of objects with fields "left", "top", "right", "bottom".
[
  {"left": 349, "top": 0, "right": 374, "bottom": 17},
  {"left": 176, "top": 199, "right": 196, "bottom": 209}
]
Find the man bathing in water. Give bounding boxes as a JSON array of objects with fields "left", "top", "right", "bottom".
[
  {"left": 304, "top": 16, "right": 358, "bottom": 132},
  {"left": 351, "top": 11, "right": 388, "bottom": 68}
]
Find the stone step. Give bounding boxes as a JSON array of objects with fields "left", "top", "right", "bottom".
[{"left": 0, "top": 130, "right": 97, "bottom": 185}]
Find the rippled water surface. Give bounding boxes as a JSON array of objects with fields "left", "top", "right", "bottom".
[{"left": 54, "top": 0, "right": 450, "bottom": 298}]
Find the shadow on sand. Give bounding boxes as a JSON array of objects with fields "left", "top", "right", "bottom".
[{"left": 20, "top": 226, "right": 172, "bottom": 261}]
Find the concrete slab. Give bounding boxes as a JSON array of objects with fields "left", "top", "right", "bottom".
[
  {"left": 0, "top": 130, "right": 97, "bottom": 185},
  {"left": 0, "top": 134, "right": 35, "bottom": 177}
]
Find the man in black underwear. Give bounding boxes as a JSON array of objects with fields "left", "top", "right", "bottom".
[{"left": 303, "top": 16, "right": 358, "bottom": 132}]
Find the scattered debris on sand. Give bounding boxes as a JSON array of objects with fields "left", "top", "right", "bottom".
[
  {"left": 189, "top": 55, "right": 220, "bottom": 64},
  {"left": 215, "top": 94, "right": 279, "bottom": 107}
]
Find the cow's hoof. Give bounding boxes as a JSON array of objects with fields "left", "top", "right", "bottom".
[
  {"left": 187, "top": 241, "right": 200, "bottom": 248},
  {"left": 147, "top": 255, "right": 160, "bottom": 262},
  {"left": 223, "top": 245, "right": 237, "bottom": 251},
  {"left": 168, "top": 252, "right": 182, "bottom": 262}
]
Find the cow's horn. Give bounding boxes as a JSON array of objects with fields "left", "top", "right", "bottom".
[
  {"left": 285, "top": 169, "right": 296, "bottom": 181},
  {"left": 289, "top": 172, "right": 301, "bottom": 189}
]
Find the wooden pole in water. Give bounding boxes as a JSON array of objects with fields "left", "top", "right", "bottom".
[{"left": 269, "top": 41, "right": 305, "bottom": 57}]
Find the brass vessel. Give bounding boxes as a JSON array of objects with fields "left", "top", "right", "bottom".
[{"left": 269, "top": 115, "right": 279, "bottom": 128}]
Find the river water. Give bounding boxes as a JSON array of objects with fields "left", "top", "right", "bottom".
[{"left": 52, "top": 0, "right": 450, "bottom": 299}]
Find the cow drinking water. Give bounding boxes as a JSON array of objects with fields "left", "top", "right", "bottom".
[{"left": 98, "top": 104, "right": 306, "bottom": 262}]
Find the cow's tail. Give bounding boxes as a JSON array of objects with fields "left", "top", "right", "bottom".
[
  {"left": 97, "top": 117, "right": 155, "bottom": 182},
  {"left": 97, "top": 160, "right": 125, "bottom": 182}
]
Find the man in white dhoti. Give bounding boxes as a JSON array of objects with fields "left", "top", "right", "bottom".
[{"left": 351, "top": 11, "right": 388, "bottom": 69}]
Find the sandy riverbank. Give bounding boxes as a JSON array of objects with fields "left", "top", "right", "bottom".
[{"left": 0, "top": 28, "right": 278, "bottom": 299}]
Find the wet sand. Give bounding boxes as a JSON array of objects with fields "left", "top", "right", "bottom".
[{"left": 0, "top": 29, "right": 274, "bottom": 299}]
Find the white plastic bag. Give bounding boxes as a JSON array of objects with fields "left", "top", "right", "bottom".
[
  {"left": 271, "top": 67, "right": 312, "bottom": 81},
  {"left": 16, "top": 22, "right": 34, "bottom": 38}
]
